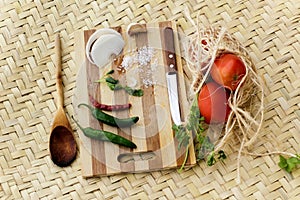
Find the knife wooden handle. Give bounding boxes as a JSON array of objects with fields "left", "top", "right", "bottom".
[{"left": 163, "top": 27, "right": 177, "bottom": 72}]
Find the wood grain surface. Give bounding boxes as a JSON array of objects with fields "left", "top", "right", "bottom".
[{"left": 74, "top": 21, "right": 196, "bottom": 177}]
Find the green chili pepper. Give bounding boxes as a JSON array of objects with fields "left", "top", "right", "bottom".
[
  {"left": 72, "top": 117, "right": 137, "bottom": 148},
  {"left": 78, "top": 103, "right": 139, "bottom": 127}
]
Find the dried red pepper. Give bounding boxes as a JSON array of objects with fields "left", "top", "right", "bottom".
[{"left": 89, "top": 95, "right": 132, "bottom": 111}]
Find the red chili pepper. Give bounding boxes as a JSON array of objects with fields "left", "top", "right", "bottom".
[{"left": 89, "top": 95, "right": 132, "bottom": 111}]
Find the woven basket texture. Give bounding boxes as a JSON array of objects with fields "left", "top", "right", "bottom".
[{"left": 0, "top": 0, "right": 300, "bottom": 199}]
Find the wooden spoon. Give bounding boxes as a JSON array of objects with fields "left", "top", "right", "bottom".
[{"left": 49, "top": 34, "right": 77, "bottom": 167}]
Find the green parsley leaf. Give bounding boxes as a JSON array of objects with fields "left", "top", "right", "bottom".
[
  {"left": 278, "top": 155, "right": 300, "bottom": 173},
  {"left": 217, "top": 150, "right": 227, "bottom": 161},
  {"left": 207, "top": 152, "right": 216, "bottom": 166},
  {"left": 173, "top": 124, "right": 190, "bottom": 150},
  {"left": 278, "top": 155, "right": 288, "bottom": 169}
]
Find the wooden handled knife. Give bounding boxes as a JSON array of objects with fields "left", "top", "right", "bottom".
[{"left": 164, "top": 27, "right": 181, "bottom": 126}]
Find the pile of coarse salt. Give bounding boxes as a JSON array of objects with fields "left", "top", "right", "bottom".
[{"left": 119, "top": 46, "right": 158, "bottom": 87}]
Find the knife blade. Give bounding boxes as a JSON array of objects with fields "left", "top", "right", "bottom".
[{"left": 164, "top": 27, "right": 182, "bottom": 126}]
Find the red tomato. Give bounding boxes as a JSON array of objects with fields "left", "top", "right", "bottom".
[
  {"left": 210, "top": 53, "right": 246, "bottom": 91},
  {"left": 198, "top": 82, "right": 231, "bottom": 124}
]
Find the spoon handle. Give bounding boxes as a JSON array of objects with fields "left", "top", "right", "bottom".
[{"left": 55, "top": 34, "right": 64, "bottom": 108}]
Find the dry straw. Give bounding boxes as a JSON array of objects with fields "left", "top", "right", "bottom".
[{"left": 182, "top": 11, "right": 298, "bottom": 183}]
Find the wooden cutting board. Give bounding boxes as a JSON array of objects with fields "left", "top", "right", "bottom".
[{"left": 74, "top": 21, "right": 196, "bottom": 177}]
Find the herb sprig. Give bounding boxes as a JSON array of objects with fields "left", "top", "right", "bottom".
[
  {"left": 207, "top": 150, "right": 227, "bottom": 166},
  {"left": 278, "top": 154, "right": 300, "bottom": 173},
  {"left": 96, "top": 70, "right": 144, "bottom": 97},
  {"left": 172, "top": 99, "right": 227, "bottom": 171}
]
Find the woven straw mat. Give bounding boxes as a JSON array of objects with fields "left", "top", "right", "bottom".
[{"left": 0, "top": 0, "right": 300, "bottom": 199}]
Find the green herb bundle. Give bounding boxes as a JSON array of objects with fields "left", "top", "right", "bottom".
[{"left": 172, "top": 99, "right": 227, "bottom": 172}]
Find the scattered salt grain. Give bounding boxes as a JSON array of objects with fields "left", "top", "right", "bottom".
[
  {"left": 136, "top": 46, "right": 155, "bottom": 66},
  {"left": 121, "top": 55, "right": 134, "bottom": 70},
  {"left": 120, "top": 46, "right": 157, "bottom": 87}
]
